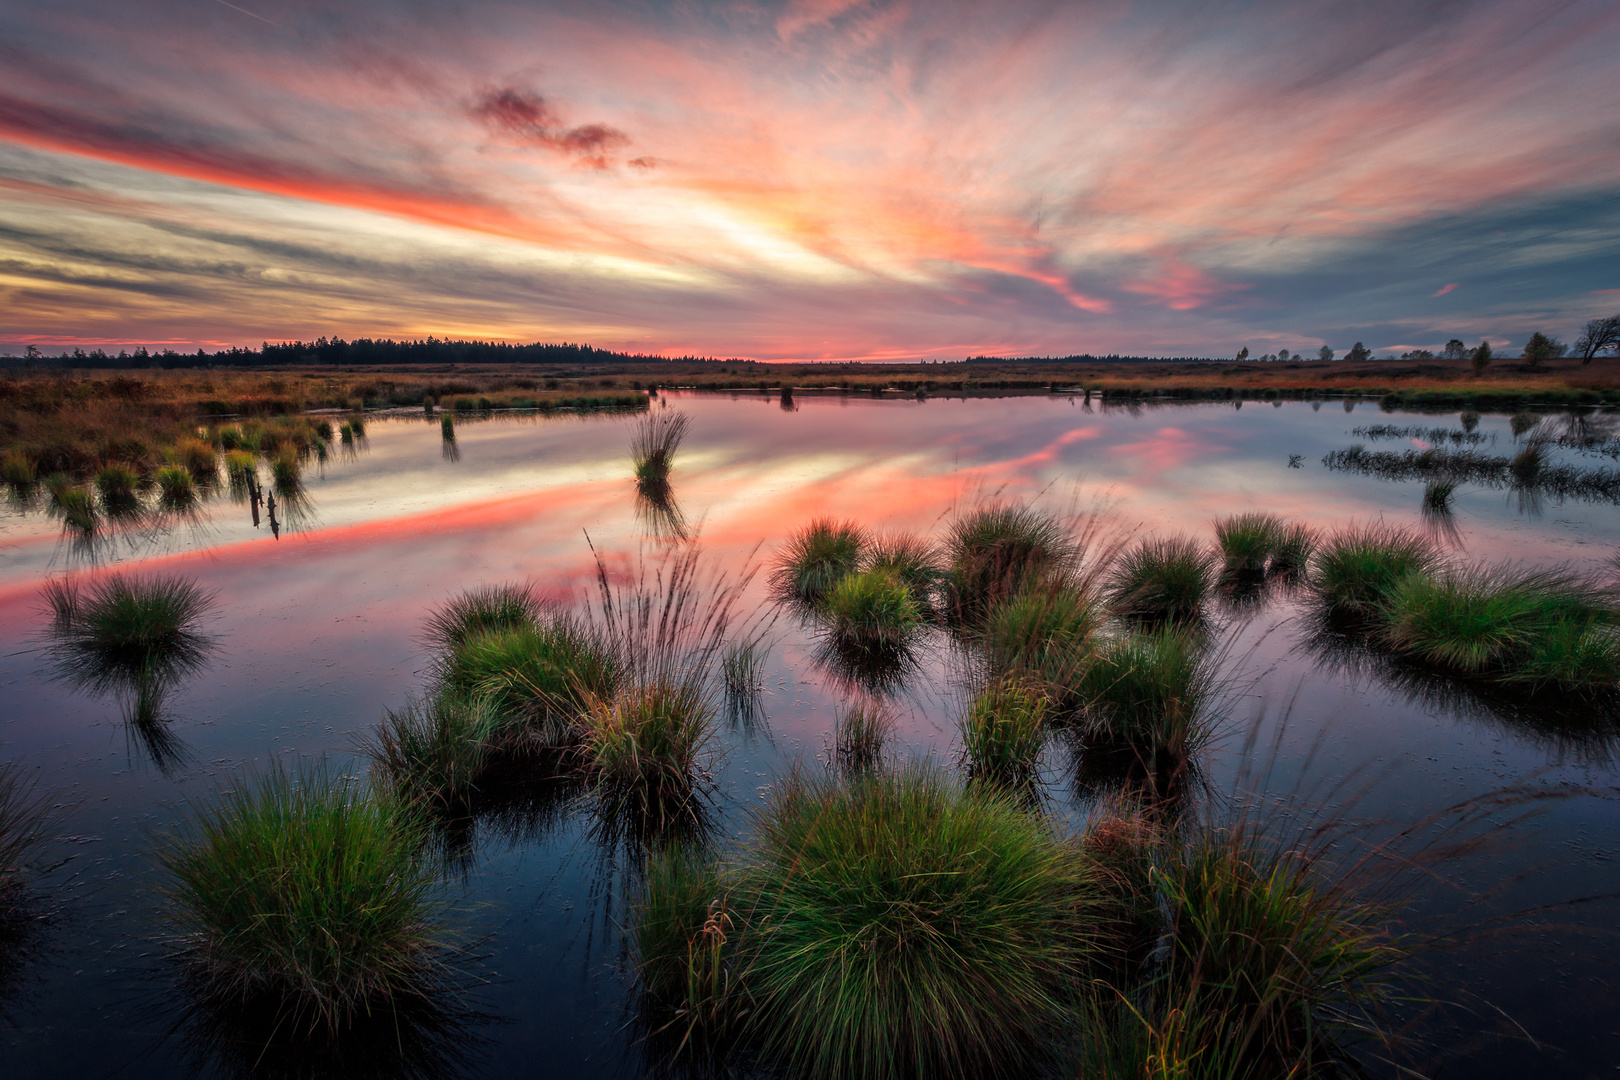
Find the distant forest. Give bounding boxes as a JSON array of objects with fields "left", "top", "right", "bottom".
[{"left": 1, "top": 337, "right": 1218, "bottom": 369}]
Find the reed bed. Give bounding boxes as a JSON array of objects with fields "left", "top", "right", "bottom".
[{"left": 158, "top": 764, "right": 448, "bottom": 1033}]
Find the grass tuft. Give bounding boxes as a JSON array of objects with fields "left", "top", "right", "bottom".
[
  {"left": 1310, "top": 524, "right": 1440, "bottom": 615},
  {"left": 581, "top": 682, "right": 713, "bottom": 800},
  {"left": 632, "top": 847, "right": 737, "bottom": 1044},
  {"left": 43, "top": 573, "right": 215, "bottom": 701},
  {"left": 155, "top": 465, "right": 196, "bottom": 511},
  {"left": 863, "top": 533, "right": 940, "bottom": 608},
  {"left": 738, "top": 767, "right": 1094, "bottom": 1080},
  {"left": 1214, "top": 511, "right": 1286, "bottom": 573},
  {"left": 1108, "top": 536, "right": 1215, "bottom": 622},
  {"left": 422, "top": 582, "right": 546, "bottom": 653},
  {"left": 440, "top": 620, "right": 622, "bottom": 748},
  {"left": 632, "top": 410, "right": 691, "bottom": 486},
  {"left": 363, "top": 692, "right": 499, "bottom": 816},
  {"left": 774, "top": 519, "right": 867, "bottom": 603},
  {"left": 1077, "top": 626, "right": 1217, "bottom": 762},
  {"left": 980, "top": 582, "right": 1097, "bottom": 707},
  {"left": 959, "top": 676, "right": 1048, "bottom": 787},
  {"left": 943, "top": 502, "right": 1074, "bottom": 619},
  {"left": 158, "top": 764, "right": 447, "bottom": 1033},
  {"left": 820, "top": 567, "right": 924, "bottom": 656}
]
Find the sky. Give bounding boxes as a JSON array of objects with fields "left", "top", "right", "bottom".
[{"left": 1, "top": 0, "right": 1618, "bottom": 361}]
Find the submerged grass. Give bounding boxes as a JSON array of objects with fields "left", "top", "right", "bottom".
[
  {"left": 158, "top": 764, "right": 447, "bottom": 1034},
  {"left": 1108, "top": 536, "right": 1215, "bottom": 622},
  {"left": 0, "top": 762, "right": 55, "bottom": 915},
  {"left": 737, "top": 767, "right": 1094, "bottom": 1080},
  {"left": 775, "top": 519, "right": 866, "bottom": 603}
]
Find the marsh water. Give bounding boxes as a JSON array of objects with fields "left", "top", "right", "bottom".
[{"left": 2, "top": 390, "right": 1619, "bottom": 1078}]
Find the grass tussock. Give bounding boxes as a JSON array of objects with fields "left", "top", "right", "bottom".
[
  {"left": 980, "top": 582, "right": 1097, "bottom": 706},
  {"left": 421, "top": 582, "right": 548, "bottom": 653},
  {"left": 581, "top": 682, "right": 713, "bottom": 800},
  {"left": 737, "top": 767, "right": 1095, "bottom": 1080},
  {"left": 1108, "top": 536, "right": 1215, "bottom": 622},
  {"left": 158, "top": 764, "right": 448, "bottom": 1033},
  {"left": 42, "top": 573, "right": 215, "bottom": 700},
  {"left": 1310, "top": 524, "right": 1441, "bottom": 615},
  {"left": 863, "top": 532, "right": 940, "bottom": 608},
  {"left": 363, "top": 692, "right": 499, "bottom": 816},
  {"left": 155, "top": 465, "right": 196, "bottom": 511},
  {"left": 632, "top": 410, "right": 690, "bottom": 487},
  {"left": 821, "top": 567, "right": 924, "bottom": 655},
  {"left": 943, "top": 502, "right": 1074, "bottom": 619},
  {"left": 959, "top": 676, "right": 1049, "bottom": 787},
  {"left": 440, "top": 620, "right": 622, "bottom": 748},
  {"left": 1077, "top": 626, "right": 1217, "bottom": 763},
  {"left": 632, "top": 847, "right": 738, "bottom": 1044},
  {"left": 775, "top": 518, "right": 867, "bottom": 603}
]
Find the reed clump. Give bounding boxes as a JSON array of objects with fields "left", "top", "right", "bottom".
[
  {"left": 959, "top": 676, "right": 1048, "bottom": 786},
  {"left": 363, "top": 692, "right": 499, "bottom": 816},
  {"left": 632, "top": 847, "right": 738, "bottom": 1043},
  {"left": 95, "top": 462, "right": 141, "bottom": 512},
  {"left": 155, "top": 465, "right": 196, "bottom": 510},
  {"left": 775, "top": 519, "right": 867, "bottom": 603},
  {"left": 820, "top": 567, "right": 924, "bottom": 656},
  {"left": 43, "top": 574, "right": 215, "bottom": 703},
  {"left": 942, "top": 503, "right": 1073, "bottom": 619},
  {"left": 1108, "top": 536, "right": 1215, "bottom": 622},
  {"left": 735, "top": 767, "right": 1094, "bottom": 1080},
  {"left": 1310, "top": 525, "right": 1440, "bottom": 615},
  {"left": 158, "top": 765, "right": 447, "bottom": 1033}
]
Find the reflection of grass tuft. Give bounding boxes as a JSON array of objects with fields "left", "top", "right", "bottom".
[{"left": 833, "top": 698, "right": 894, "bottom": 772}]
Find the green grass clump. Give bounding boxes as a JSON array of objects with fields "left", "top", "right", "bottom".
[
  {"left": 1214, "top": 512, "right": 1286, "bottom": 573},
  {"left": 1269, "top": 521, "right": 1317, "bottom": 577},
  {"left": 339, "top": 422, "right": 355, "bottom": 445},
  {"left": 631, "top": 410, "right": 690, "bottom": 486},
  {"left": 632, "top": 847, "right": 737, "bottom": 1040},
  {"left": 43, "top": 574, "right": 215, "bottom": 702},
  {"left": 980, "top": 583, "right": 1096, "bottom": 705},
  {"left": 832, "top": 698, "right": 893, "bottom": 772},
  {"left": 440, "top": 414, "right": 455, "bottom": 441},
  {"left": 174, "top": 439, "right": 218, "bottom": 484},
  {"left": 363, "top": 692, "right": 499, "bottom": 815},
  {"left": 959, "top": 677, "right": 1048, "bottom": 786},
  {"left": 1, "top": 452, "right": 36, "bottom": 491},
  {"left": 158, "top": 765, "right": 446, "bottom": 1032},
  {"left": 422, "top": 582, "right": 546, "bottom": 653},
  {"left": 1310, "top": 525, "right": 1440, "bottom": 615},
  {"left": 1380, "top": 566, "right": 1620, "bottom": 685},
  {"left": 1108, "top": 536, "right": 1214, "bottom": 622},
  {"left": 737, "top": 767, "right": 1094, "bottom": 1079},
  {"left": 863, "top": 533, "right": 940, "bottom": 607},
  {"left": 1077, "top": 626, "right": 1215, "bottom": 759},
  {"left": 775, "top": 519, "right": 867, "bottom": 603},
  {"left": 1153, "top": 819, "right": 1406, "bottom": 1074},
  {"left": 155, "top": 465, "right": 196, "bottom": 510},
  {"left": 95, "top": 462, "right": 140, "bottom": 512},
  {"left": 1422, "top": 479, "right": 1457, "bottom": 511},
  {"left": 440, "top": 620, "right": 622, "bottom": 747},
  {"left": 271, "top": 449, "right": 301, "bottom": 493},
  {"left": 51, "top": 484, "right": 98, "bottom": 535},
  {"left": 582, "top": 682, "right": 712, "bottom": 799},
  {"left": 943, "top": 503, "right": 1073, "bottom": 619},
  {"left": 821, "top": 567, "right": 923, "bottom": 655},
  {"left": 224, "top": 449, "right": 256, "bottom": 484}
]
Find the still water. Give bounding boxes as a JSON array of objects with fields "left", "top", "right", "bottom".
[{"left": 1, "top": 391, "right": 1617, "bottom": 1078}]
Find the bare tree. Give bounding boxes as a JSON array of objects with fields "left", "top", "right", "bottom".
[{"left": 1576, "top": 315, "right": 1620, "bottom": 364}]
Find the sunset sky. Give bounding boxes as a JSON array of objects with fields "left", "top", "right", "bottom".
[{"left": 2, "top": 0, "right": 1617, "bottom": 361}]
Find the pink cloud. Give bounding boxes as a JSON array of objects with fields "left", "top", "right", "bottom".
[{"left": 1433, "top": 283, "right": 1461, "bottom": 296}]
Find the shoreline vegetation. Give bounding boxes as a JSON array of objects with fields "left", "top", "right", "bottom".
[{"left": 4, "top": 354, "right": 1620, "bottom": 490}]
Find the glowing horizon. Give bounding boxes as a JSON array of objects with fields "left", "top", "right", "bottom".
[{"left": 2, "top": 0, "right": 1618, "bottom": 361}]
